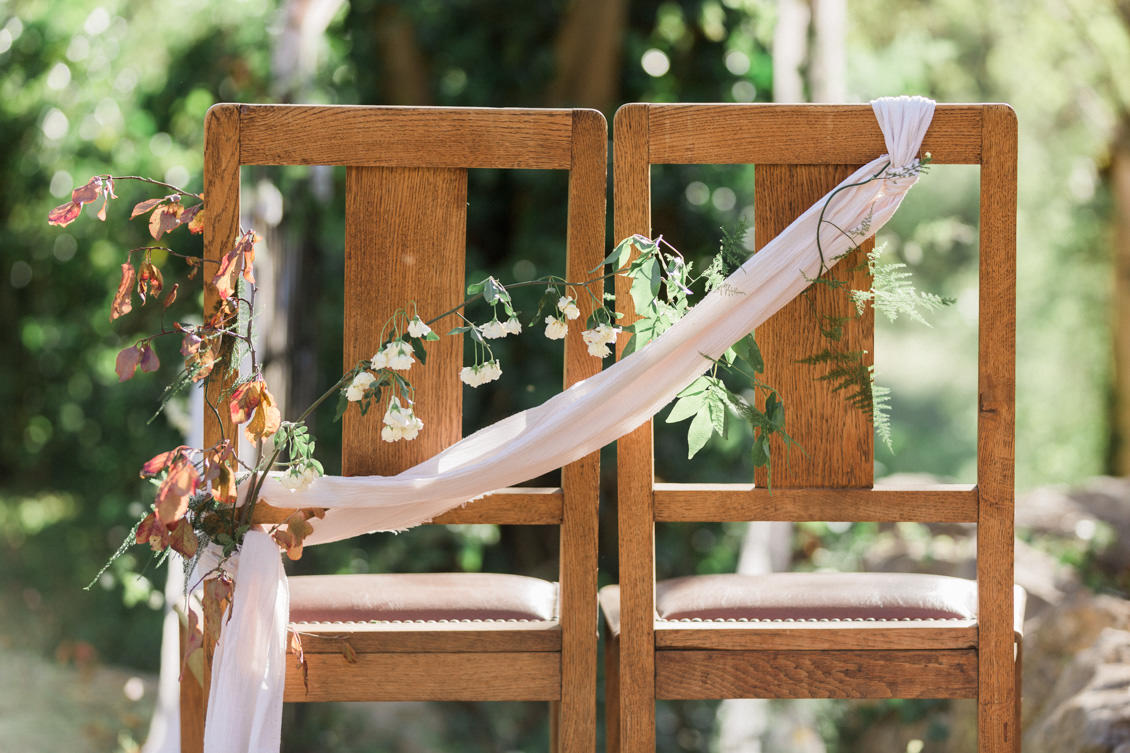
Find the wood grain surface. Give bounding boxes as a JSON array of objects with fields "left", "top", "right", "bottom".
[
  {"left": 612, "top": 103, "right": 659, "bottom": 753},
  {"left": 284, "top": 652, "right": 561, "bottom": 702},
  {"left": 976, "top": 104, "right": 1019, "bottom": 753},
  {"left": 654, "top": 621, "right": 978, "bottom": 650},
  {"left": 239, "top": 105, "right": 574, "bottom": 169},
  {"left": 289, "top": 622, "right": 561, "bottom": 653},
  {"left": 754, "top": 163, "right": 874, "bottom": 489},
  {"left": 655, "top": 649, "right": 978, "bottom": 700},
  {"left": 652, "top": 483, "right": 977, "bottom": 522},
  {"left": 646, "top": 104, "right": 983, "bottom": 165}
]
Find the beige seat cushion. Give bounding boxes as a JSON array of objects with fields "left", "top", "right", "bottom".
[
  {"left": 599, "top": 572, "right": 1025, "bottom": 635},
  {"left": 289, "top": 572, "right": 558, "bottom": 624}
]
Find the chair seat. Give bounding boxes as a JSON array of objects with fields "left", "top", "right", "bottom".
[
  {"left": 599, "top": 572, "right": 1026, "bottom": 635},
  {"left": 289, "top": 572, "right": 558, "bottom": 624}
]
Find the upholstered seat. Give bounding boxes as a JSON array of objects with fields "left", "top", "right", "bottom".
[
  {"left": 599, "top": 573, "right": 1026, "bottom": 635},
  {"left": 289, "top": 572, "right": 558, "bottom": 625}
]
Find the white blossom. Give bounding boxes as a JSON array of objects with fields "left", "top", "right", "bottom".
[
  {"left": 581, "top": 323, "right": 621, "bottom": 358},
  {"left": 459, "top": 360, "right": 503, "bottom": 387},
  {"left": 544, "top": 315, "right": 569, "bottom": 340},
  {"left": 373, "top": 340, "right": 414, "bottom": 372},
  {"left": 407, "top": 316, "right": 433, "bottom": 339},
  {"left": 380, "top": 396, "right": 424, "bottom": 442},
  {"left": 503, "top": 317, "right": 522, "bottom": 335},
  {"left": 345, "top": 371, "right": 375, "bottom": 401},
  {"left": 480, "top": 319, "right": 509, "bottom": 339},
  {"left": 557, "top": 295, "right": 581, "bottom": 320},
  {"left": 279, "top": 466, "right": 318, "bottom": 492}
]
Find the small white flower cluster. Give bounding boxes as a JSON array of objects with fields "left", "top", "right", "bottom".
[
  {"left": 371, "top": 340, "right": 414, "bottom": 371},
  {"left": 581, "top": 323, "right": 621, "bottom": 358},
  {"left": 544, "top": 295, "right": 581, "bottom": 341},
  {"left": 345, "top": 370, "right": 375, "bottom": 402},
  {"left": 558, "top": 295, "right": 580, "bottom": 320},
  {"left": 279, "top": 465, "right": 318, "bottom": 492},
  {"left": 460, "top": 360, "right": 502, "bottom": 387},
  {"left": 480, "top": 317, "right": 522, "bottom": 339},
  {"left": 381, "top": 396, "right": 424, "bottom": 442},
  {"left": 407, "top": 316, "right": 432, "bottom": 339}
]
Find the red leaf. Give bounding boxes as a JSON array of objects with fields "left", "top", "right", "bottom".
[
  {"left": 96, "top": 193, "right": 109, "bottom": 222},
  {"left": 48, "top": 201, "right": 82, "bottom": 227},
  {"left": 137, "top": 261, "right": 163, "bottom": 304},
  {"left": 210, "top": 231, "right": 256, "bottom": 300},
  {"left": 138, "top": 343, "right": 160, "bottom": 373},
  {"left": 136, "top": 511, "right": 169, "bottom": 551},
  {"left": 115, "top": 345, "right": 140, "bottom": 382},
  {"left": 167, "top": 519, "right": 198, "bottom": 557},
  {"left": 149, "top": 201, "right": 184, "bottom": 240},
  {"left": 230, "top": 379, "right": 281, "bottom": 443},
  {"left": 48, "top": 177, "right": 103, "bottom": 227},
  {"left": 155, "top": 454, "right": 199, "bottom": 524},
  {"left": 71, "top": 177, "right": 102, "bottom": 205},
  {"left": 229, "top": 382, "right": 261, "bottom": 425},
  {"left": 181, "top": 204, "right": 204, "bottom": 235},
  {"left": 130, "top": 197, "right": 163, "bottom": 219},
  {"left": 110, "top": 263, "right": 135, "bottom": 321},
  {"left": 140, "top": 446, "right": 188, "bottom": 477}
]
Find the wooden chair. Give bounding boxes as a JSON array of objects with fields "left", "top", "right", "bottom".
[
  {"left": 183, "top": 104, "right": 606, "bottom": 752},
  {"left": 601, "top": 103, "right": 1022, "bottom": 752}
]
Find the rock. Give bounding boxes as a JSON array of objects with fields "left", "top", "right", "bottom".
[{"left": 1022, "top": 594, "right": 1130, "bottom": 753}]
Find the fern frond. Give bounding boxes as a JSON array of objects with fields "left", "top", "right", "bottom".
[
  {"left": 854, "top": 246, "right": 954, "bottom": 324},
  {"left": 871, "top": 377, "right": 893, "bottom": 451}
]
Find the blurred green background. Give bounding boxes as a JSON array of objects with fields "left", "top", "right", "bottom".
[{"left": 2, "top": 0, "right": 1128, "bottom": 750}]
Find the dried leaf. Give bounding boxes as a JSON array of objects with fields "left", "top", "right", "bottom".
[
  {"left": 204, "top": 441, "right": 237, "bottom": 505},
  {"left": 111, "top": 263, "right": 135, "bottom": 320},
  {"left": 210, "top": 231, "right": 256, "bottom": 300},
  {"left": 180, "top": 610, "right": 204, "bottom": 684},
  {"left": 140, "top": 447, "right": 186, "bottom": 477},
  {"left": 138, "top": 343, "right": 160, "bottom": 373},
  {"left": 149, "top": 200, "right": 184, "bottom": 239},
  {"left": 229, "top": 380, "right": 281, "bottom": 444},
  {"left": 154, "top": 454, "right": 199, "bottom": 524},
  {"left": 163, "top": 282, "right": 179, "bottom": 309},
  {"left": 182, "top": 204, "right": 205, "bottom": 234},
  {"left": 115, "top": 345, "right": 141, "bottom": 382},
  {"left": 135, "top": 510, "right": 169, "bottom": 551},
  {"left": 48, "top": 177, "right": 103, "bottom": 227},
  {"left": 47, "top": 201, "right": 83, "bottom": 227},
  {"left": 340, "top": 639, "right": 358, "bottom": 664},
  {"left": 288, "top": 632, "right": 309, "bottom": 693},
  {"left": 130, "top": 197, "right": 163, "bottom": 219},
  {"left": 167, "top": 518, "right": 198, "bottom": 557},
  {"left": 137, "top": 261, "right": 163, "bottom": 303}
]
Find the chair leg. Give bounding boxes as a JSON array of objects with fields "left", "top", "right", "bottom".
[
  {"left": 1014, "top": 637, "right": 1023, "bottom": 753},
  {"left": 605, "top": 629, "right": 620, "bottom": 753},
  {"left": 549, "top": 700, "right": 561, "bottom": 753}
]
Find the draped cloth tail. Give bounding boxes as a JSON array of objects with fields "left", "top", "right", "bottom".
[{"left": 201, "top": 95, "right": 935, "bottom": 753}]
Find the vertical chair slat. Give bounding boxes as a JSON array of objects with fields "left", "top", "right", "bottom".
[
  {"left": 342, "top": 166, "right": 467, "bottom": 475},
  {"left": 612, "top": 103, "right": 657, "bottom": 753},
  {"left": 976, "top": 105, "right": 1019, "bottom": 752},
  {"left": 557, "top": 108, "right": 607, "bottom": 753},
  {"left": 753, "top": 164, "right": 874, "bottom": 489}
]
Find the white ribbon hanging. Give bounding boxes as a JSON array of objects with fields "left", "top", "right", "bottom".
[{"left": 202, "top": 96, "right": 936, "bottom": 753}]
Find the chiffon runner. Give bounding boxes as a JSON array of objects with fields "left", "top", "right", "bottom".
[{"left": 199, "top": 96, "right": 936, "bottom": 753}]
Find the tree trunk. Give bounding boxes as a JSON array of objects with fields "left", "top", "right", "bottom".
[
  {"left": 1111, "top": 125, "right": 1130, "bottom": 475},
  {"left": 547, "top": 0, "right": 629, "bottom": 114}
]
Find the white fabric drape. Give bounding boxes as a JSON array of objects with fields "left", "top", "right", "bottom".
[{"left": 201, "top": 96, "right": 935, "bottom": 753}]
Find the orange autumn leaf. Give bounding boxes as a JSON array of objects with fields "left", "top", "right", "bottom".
[
  {"left": 48, "top": 176, "right": 103, "bottom": 227},
  {"left": 182, "top": 204, "right": 205, "bottom": 234},
  {"left": 137, "top": 260, "right": 163, "bottom": 303},
  {"left": 211, "top": 231, "right": 257, "bottom": 300},
  {"left": 154, "top": 452, "right": 199, "bottom": 524},
  {"left": 130, "top": 197, "right": 163, "bottom": 219},
  {"left": 149, "top": 200, "right": 184, "bottom": 240},
  {"left": 203, "top": 575, "right": 234, "bottom": 629},
  {"left": 204, "top": 441, "right": 238, "bottom": 505},
  {"left": 111, "top": 263, "right": 135, "bottom": 320},
  {"left": 229, "top": 379, "right": 281, "bottom": 444}
]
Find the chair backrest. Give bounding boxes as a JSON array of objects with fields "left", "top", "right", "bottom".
[
  {"left": 613, "top": 101, "right": 1016, "bottom": 702},
  {"left": 203, "top": 103, "right": 605, "bottom": 578}
]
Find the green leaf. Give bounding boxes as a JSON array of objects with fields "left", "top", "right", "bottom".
[
  {"left": 666, "top": 392, "right": 706, "bottom": 424},
  {"left": 686, "top": 407, "right": 714, "bottom": 459},
  {"left": 750, "top": 433, "right": 770, "bottom": 468},
  {"left": 466, "top": 279, "right": 487, "bottom": 296},
  {"left": 411, "top": 338, "right": 428, "bottom": 365},
  {"left": 423, "top": 330, "right": 441, "bottom": 342},
  {"left": 629, "top": 256, "right": 660, "bottom": 317},
  {"left": 731, "top": 333, "right": 763, "bottom": 373}
]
